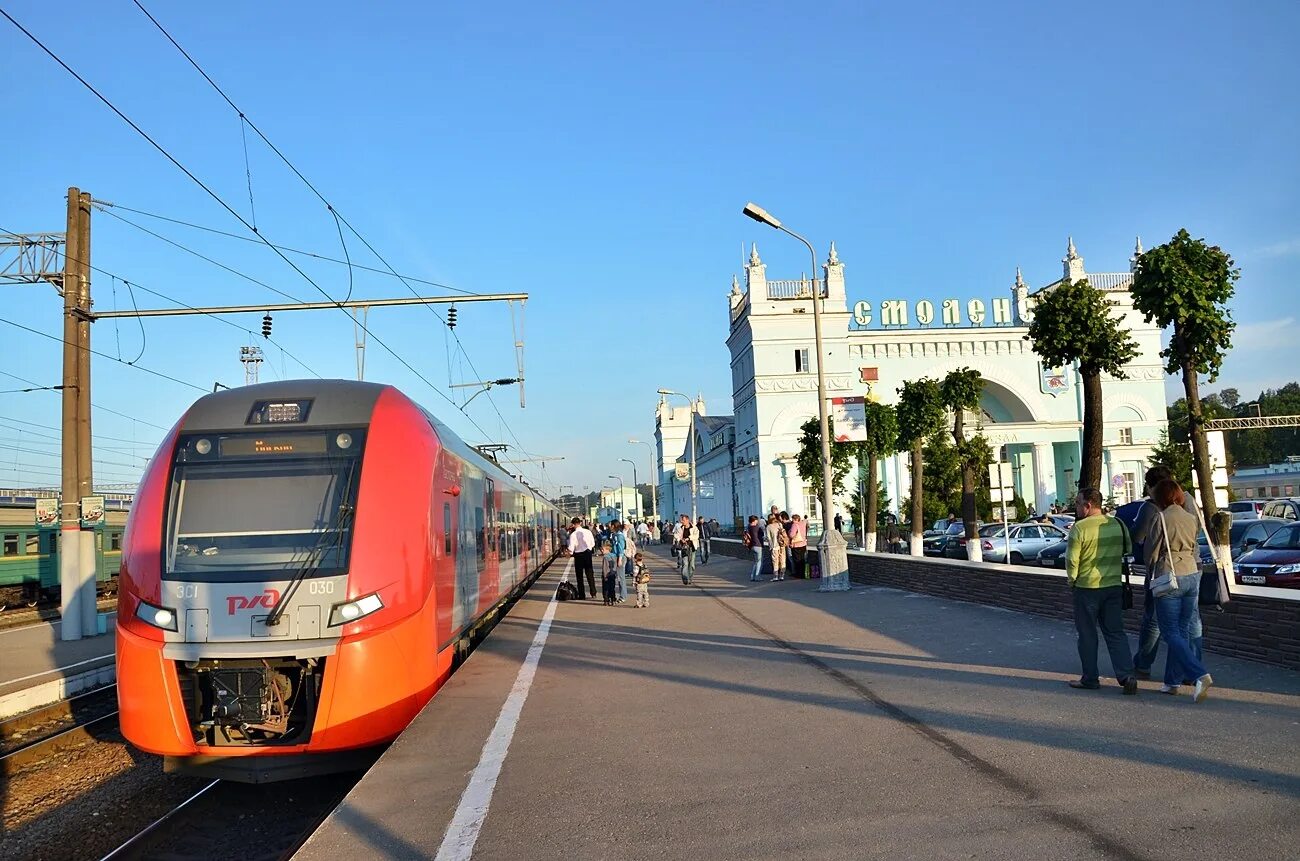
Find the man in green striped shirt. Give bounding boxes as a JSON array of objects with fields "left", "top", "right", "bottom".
[{"left": 1066, "top": 488, "right": 1138, "bottom": 694}]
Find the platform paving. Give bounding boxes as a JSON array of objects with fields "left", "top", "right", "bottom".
[
  {"left": 297, "top": 545, "right": 1300, "bottom": 861},
  {"left": 0, "top": 613, "right": 115, "bottom": 716}
]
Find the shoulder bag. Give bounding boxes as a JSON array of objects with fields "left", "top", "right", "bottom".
[
  {"left": 1191, "top": 504, "right": 1231, "bottom": 607},
  {"left": 1148, "top": 509, "right": 1180, "bottom": 599},
  {"left": 1119, "top": 519, "right": 1135, "bottom": 610}
]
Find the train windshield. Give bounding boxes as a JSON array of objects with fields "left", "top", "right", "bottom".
[{"left": 164, "top": 433, "right": 362, "bottom": 581}]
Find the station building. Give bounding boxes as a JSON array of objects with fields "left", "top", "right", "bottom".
[{"left": 654, "top": 238, "right": 1170, "bottom": 531}]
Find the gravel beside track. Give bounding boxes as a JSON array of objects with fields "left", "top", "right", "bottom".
[
  {"left": 0, "top": 723, "right": 209, "bottom": 861},
  {"left": 0, "top": 597, "right": 115, "bottom": 631},
  {"left": 0, "top": 687, "right": 119, "bottom": 757},
  {"left": 98, "top": 773, "right": 362, "bottom": 861}
]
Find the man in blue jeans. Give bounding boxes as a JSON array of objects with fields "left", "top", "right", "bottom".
[{"left": 745, "top": 515, "right": 765, "bottom": 581}]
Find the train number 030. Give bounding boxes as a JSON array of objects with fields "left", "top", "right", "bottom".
[{"left": 308, "top": 580, "right": 335, "bottom": 595}]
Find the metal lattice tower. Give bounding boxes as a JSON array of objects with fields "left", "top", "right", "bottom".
[
  {"left": 240, "top": 344, "right": 264, "bottom": 386},
  {"left": 0, "top": 232, "right": 65, "bottom": 287}
]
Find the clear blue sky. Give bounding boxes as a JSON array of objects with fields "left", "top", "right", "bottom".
[{"left": 2, "top": 0, "right": 1297, "bottom": 495}]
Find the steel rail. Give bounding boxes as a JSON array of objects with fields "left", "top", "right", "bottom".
[
  {"left": 0, "top": 709, "right": 119, "bottom": 775},
  {"left": 96, "top": 779, "right": 222, "bottom": 861}
]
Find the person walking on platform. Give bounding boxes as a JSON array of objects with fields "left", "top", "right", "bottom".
[
  {"left": 1065, "top": 488, "right": 1138, "bottom": 694},
  {"left": 1145, "top": 479, "right": 1214, "bottom": 701},
  {"left": 780, "top": 511, "right": 794, "bottom": 571},
  {"left": 611, "top": 521, "right": 629, "bottom": 604},
  {"left": 633, "top": 552, "right": 652, "bottom": 608},
  {"left": 624, "top": 523, "right": 638, "bottom": 603},
  {"left": 697, "top": 516, "right": 711, "bottom": 564},
  {"left": 676, "top": 514, "right": 697, "bottom": 585},
  {"left": 567, "top": 517, "right": 596, "bottom": 600},
  {"left": 766, "top": 514, "right": 788, "bottom": 581},
  {"left": 789, "top": 513, "right": 808, "bottom": 578},
  {"left": 744, "top": 515, "right": 765, "bottom": 581}
]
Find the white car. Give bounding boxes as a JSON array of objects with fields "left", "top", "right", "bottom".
[{"left": 980, "top": 522, "right": 1070, "bottom": 565}]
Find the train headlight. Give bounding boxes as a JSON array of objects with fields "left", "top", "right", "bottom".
[
  {"left": 328, "top": 592, "right": 383, "bottom": 627},
  {"left": 135, "top": 598, "right": 179, "bottom": 631},
  {"left": 335, "top": 432, "right": 353, "bottom": 450}
]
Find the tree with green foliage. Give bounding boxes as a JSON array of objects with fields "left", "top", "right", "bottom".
[
  {"left": 1027, "top": 278, "right": 1139, "bottom": 493},
  {"left": 939, "top": 368, "right": 986, "bottom": 559},
  {"left": 853, "top": 400, "right": 900, "bottom": 552},
  {"left": 1148, "top": 428, "right": 1194, "bottom": 491},
  {"left": 896, "top": 378, "right": 945, "bottom": 555},
  {"left": 795, "top": 416, "right": 853, "bottom": 520},
  {"left": 1131, "top": 229, "right": 1238, "bottom": 525}
]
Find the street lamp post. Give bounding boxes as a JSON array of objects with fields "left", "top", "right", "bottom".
[
  {"left": 619, "top": 457, "right": 639, "bottom": 520},
  {"left": 608, "top": 475, "right": 625, "bottom": 521},
  {"left": 657, "top": 389, "right": 697, "bottom": 525},
  {"left": 628, "top": 439, "right": 659, "bottom": 522},
  {"left": 741, "top": 201, "right": 849, "bottom": 591}
]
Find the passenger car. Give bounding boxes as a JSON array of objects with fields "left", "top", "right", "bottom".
[
  {"left": 1234, "top": 522, "right": 1300, "bottom": 588},
  {"left": 1037, "top": 540, "right": 1068, "bottom": 568},
  {"left": 942, "top": 521, "right": 985, "bottom": 559},
  {"left": 981, "top": 522, "right": 1069, "bottom": 564},
  {"left": 1260, "top": 499, "right": 1300, "bottom": 521},
  {"left": 1196, "top": 518, "right": 1286, "bottom": 575},
  {"left": 1229, "top": 500, "right": 1266, "bottom": 520}
]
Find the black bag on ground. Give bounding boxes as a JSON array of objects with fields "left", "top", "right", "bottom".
[{"left": 555, "top": 581, "right": 578, "bottom": 601}]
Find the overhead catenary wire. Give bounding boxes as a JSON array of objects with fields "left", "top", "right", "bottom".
[
  {"left": 0, "top": 371, "right": 169, "bottom": 431},
  {"left": 0, "top": 220, "right": 322, "bottom": 380},
  {"left": 125, "top": 1, "right": 532, "bottom": 457},
  {"left": 0, "top": 412, "right": 160, "bottom": 447}
]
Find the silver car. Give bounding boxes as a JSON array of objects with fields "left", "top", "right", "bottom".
[{"left": 980, "top": 522, "right": 1069, "bottom": 564}]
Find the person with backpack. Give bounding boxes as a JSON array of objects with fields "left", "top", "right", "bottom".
[
  {"left": 610, "top": 521, "right": 629, "bottom": 604},
  {"left": 744, "top": 515, "right": 764, "bottom": 581},
  {"left": 765, "top": 514, "right": 788, "bottom": 581},
  {"left": 566, "top": 516, "right": 596, "bottom": 600},
  {"left": 633, "top": 552, "right": 652, "bottom": 608},
  {"left": 600, "top": 541, "right": 618, "bottom": 605},
  {"left": 789, "top": 513, "right": 808, "bottom": 578},
  {"left": 674, "top": 514, "right": 697, "bottom": 585}
]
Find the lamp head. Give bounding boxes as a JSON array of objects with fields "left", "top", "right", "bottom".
[
  {"left": 656, "top": 388, "right": 673, "bottom": 395},
  {"left": 742, "top": 202, "right": 781, "bottom": 229}
]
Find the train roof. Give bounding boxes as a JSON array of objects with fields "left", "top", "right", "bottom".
[{"left": 182, "top": 379, "right": 389, "bottom": 432}]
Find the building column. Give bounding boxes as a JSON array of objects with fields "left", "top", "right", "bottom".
[
  {"left": 1032, "top": 442, "right": 1057, "bottom": 514},
  {"left": 776, "top": 456, "right": 798, "bottom": 513}
]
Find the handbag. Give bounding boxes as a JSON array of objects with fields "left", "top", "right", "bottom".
[
  {"left": 1191, "top": 504, "right": 1231, "bottom": 607},
  {"left": 1148, "top": 509, "right": 1180, "bottom": 599}
]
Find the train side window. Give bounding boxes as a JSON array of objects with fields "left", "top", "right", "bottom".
[
  {"left": 443, "top": 504, "right": 452, "bottom": 555},
  {"left": 26, "top": 534, "right": 40, "bottom": 555},
  {"left": 110, "top": 531, "right": 122, "bottom": 551},
  {"left": 96, "top": 532, "right": 103, "bottom": 551},
  {"left": 2, "top": 534, "right": 17, "bottom": 556}
]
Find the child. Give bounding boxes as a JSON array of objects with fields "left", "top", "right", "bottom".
[
  {"left": 600, "top": 541, "right": 618, "bottom": 606},
  {"left": 633, "top": 552, "right": 651, "bottom": 608}
]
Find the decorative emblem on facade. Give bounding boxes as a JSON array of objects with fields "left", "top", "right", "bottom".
[{"left": 1039, "top": 363, "right": 1070, "bottom": 396}]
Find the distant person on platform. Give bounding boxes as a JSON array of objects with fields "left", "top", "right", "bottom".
[
  {"left": 633, "top": 552, "right": 652, "bottom": 608},
  {"left": 834, "top": 512, "right": 844, "bottom": 534},
  {"left": 567, "top": 517, "right": 596, "bottom": 600},
  {"left": 696, "top": 516, "right": 711, "bottom": 564},
  {"left": 744, "top": 515, "right": 765, "bottom": 581},
  {"left": 611, "top": 521, "right": 629, "bottom": 604},
  {"left": 766, "top": 514, "right": 788, "bottom": 581},
  {"left": 675, "top": 514, "right": 697, "bottom": 585},
  {"left": 789, "top": 513, "right": 808, "bottom": 578},
  {"left": 600, "top": 541, "right": 618, "bottom": 605},
  {"left": 1065, "top": 488, "right": 1138, "bottom": 695}
]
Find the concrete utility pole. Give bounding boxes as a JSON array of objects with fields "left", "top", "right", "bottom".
[
  {"left": 627, "top": 439, "right": 659, "bottom": 522},
  {"left": 60, "top": 187, "right": 97, "bottom": 640}
]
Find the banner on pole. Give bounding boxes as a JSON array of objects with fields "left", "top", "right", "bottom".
[
  {"left": 674, "top": 462, "right": 691, "bottom": 481},
  {"left": 80, "top": 495, "right": 105, "bottom": 528},
  {"left": 830, "top": 396, "right": 868, "bottom": 442},
  {"left": 35, "top": 497, "right": 59, "bottom": 528},
  {"left": 987, "top": 462, "right": 1014, "bottom": 494}
]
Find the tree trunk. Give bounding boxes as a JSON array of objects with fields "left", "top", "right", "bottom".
[
  {"left": 909, "top": 440, "right": 924, "bottom": 556},
  {"left": 1079, "top": 369, "right": 1104, "bottom": 494},
  {"left": 865, "top": 449, "right": 879, "bottom": 554},
  {"left": 952, "top": 409, "right": 978, "bottom": 560},
  {"left": 1181, "top": 340, "right": 1219, "bottom": 523}
]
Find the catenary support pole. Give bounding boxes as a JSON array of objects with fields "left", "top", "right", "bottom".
[
  {"left": 59, "top": 188, "right": 83, "bottom": 640},
  {"left": 76, "top": 190, "right": 97, "bottom": 635}
]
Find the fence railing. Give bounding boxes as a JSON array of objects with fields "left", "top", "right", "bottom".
[{"left": 765, "top": 279, "right": 824, "bottom": 300}]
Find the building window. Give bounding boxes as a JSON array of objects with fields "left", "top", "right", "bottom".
[
  {"left": 794, "top": 348, "right": 811, "bottom": 373},
  {"left": 1259, "top": 487, "right": 1268, "bottom": 498},
  {"left": 1271, "top": 486, "right": 1281, "bottom": 497},
  {"left": 1288, "top": 485, "right": 1296, "bottom": 496},
  {"left": 1118, "top": 427, "right": 1133, "bottom": 445},
  {"left": 1244, "top": 488, "right": 1254, "bottom": 498},
  {"left": 1122, "top": 473, "right": 1136, "bottom": 504},
  {"left": 2, "top": 534, "right": 16, "bottom": 557}
]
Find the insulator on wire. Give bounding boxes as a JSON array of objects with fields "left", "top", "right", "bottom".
[
  {"left": 262, "top": 313, "right": 272, "bottom": 338},
  {"left": 447, "top": 305, "right": 457, "bottom": 329}
]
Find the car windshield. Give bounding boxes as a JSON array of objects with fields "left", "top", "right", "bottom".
[
  {"left": 1261, "top": 524, "right": 1300, "bottom": 550},
  {"left": 978, "top": 524, "right": 1006, "bottom": 537},
  {"left": 1199, "top": 523, "right": 1252, "bottom": 546},
  {"left": 946, "top": 523, "right": 965, "bottom": 535}
]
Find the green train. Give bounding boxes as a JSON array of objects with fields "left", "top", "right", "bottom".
[{"left": 0, "top": 495, "right": 128, "bottom": 609}]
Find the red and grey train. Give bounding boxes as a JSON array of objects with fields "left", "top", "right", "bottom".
[{"left": 116, "top": 380, "right": 562, "bottom": 782}]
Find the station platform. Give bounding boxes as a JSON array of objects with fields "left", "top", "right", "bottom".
[
  {"left": 297, "top": 545, "right": 1300, "bottom": 861},
  {"left": 0, "top": 612, "right": 116, "bottom": 718}
]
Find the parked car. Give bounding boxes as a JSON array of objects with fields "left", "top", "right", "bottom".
[
  {"left": 1042, "top": 514, "right": 1075, "bottom": 532},
  {"left": 1230, "top": 500, "right": 1266, "bottom": 520},
  {"left": 1196, "top": 518, "right": 1286, "bottom": 575},
  {"left": 942, "top": 521, "right": 986, "bottom": 559},
  {"left": 1037, "top": 539, "right": 1068, "bottom": 569},
  {"left": 1260, "top": 499, "right": 1300, "bottom": 522},
  {"left": 981, "top": 522, "right": 1070, "bottom": 564},
  {"left": 1234, "top": 522, "right": 1300, "bottom": 588},
  {"left": 923, "top": 531, "right": 950, "bottom": 557}
]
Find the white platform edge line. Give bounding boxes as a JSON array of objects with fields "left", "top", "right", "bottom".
[{"left": 434, "top": 559, "right": 568, "bottom": 861}]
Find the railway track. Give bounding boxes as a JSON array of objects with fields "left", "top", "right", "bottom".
[
  {"left": 96, "top": 772, "right": 362, "bottom": 861},
  {"left": 0, "top": 684, "right": 119, "bottom": 772}
]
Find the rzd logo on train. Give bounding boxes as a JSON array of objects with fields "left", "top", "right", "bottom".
[{"left": 227, "top": 589, "right": 281, "bottom": 614}]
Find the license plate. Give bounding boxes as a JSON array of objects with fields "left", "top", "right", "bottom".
[{"left": 1242, "top": 575, "right": 1267, "bottom": 585}]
